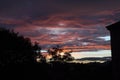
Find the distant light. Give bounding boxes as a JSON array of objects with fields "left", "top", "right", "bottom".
[
  {"left": 60, "top": 52, "right": 65, "bottom": 56},
  {"left": 41, "top": 50, "right": 47, "bottom": 53},
  {"left": 36, "top": 58, "right": 41, "bottom": 62}
]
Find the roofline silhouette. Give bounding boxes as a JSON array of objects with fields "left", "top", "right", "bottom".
[{"left": 106, "top": 21, "right": 120, "bottom": 30}]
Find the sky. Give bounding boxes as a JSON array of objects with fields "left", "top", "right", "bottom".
[
  {"left": 0, "top": 0, "right": 120, "bottom": 58},
  {"left": 71, "top": 50, "right": 111, "bottom": 59}
]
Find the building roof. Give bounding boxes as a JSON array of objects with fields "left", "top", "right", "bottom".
[{"left": 106, "top": 21, "right": 120, "bottom": 31}]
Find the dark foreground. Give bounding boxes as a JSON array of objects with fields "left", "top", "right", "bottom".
[{"left": 0, "top": 61, "right": 112, "bottom": 80}]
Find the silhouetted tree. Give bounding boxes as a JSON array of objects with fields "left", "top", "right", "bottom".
[
  {"left": 32, "top": 42, "right": 42, "bottom": 62},
  {"left": 33, "top": 42, "right": 41, "bottom": 54},
  {"left": 47, "top": 45, "right": 74, "bottom": 62},
  {"left": 0, "top": 28, "right": 35, "bottom": 66}
]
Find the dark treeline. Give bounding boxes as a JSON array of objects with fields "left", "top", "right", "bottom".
[
  {"left": 0, "top": 61, "right": 112, "bottom": 80},
  {"left": 0, "top": 27, "right": 112, "bottom": 80},
  {"left": 0, "top": 28, "right": 38, "bottom": 66}
]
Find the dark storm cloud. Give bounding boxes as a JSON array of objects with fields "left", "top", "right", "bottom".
[
  {"left": 0, "top": 0, "right": 57, "bottom": 18},
  {"left": 0, "top": 0, "right": 120, "bottom": 19},
  {"left": 0, "top": 0, "right": 120, "bottom": 29}
]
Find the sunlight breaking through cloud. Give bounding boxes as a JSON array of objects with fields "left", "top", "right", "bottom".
[{"left": 98, "top": 36, "right": 110, "bottom": 41}]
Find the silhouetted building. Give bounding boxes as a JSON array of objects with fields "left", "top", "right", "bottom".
[{"left": 106, "top": 21, "right": 120, "bottom": 80}]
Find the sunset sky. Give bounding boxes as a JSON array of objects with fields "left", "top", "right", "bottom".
[{"left": 0, "top": 0, "right": 120, "bottom": 58}]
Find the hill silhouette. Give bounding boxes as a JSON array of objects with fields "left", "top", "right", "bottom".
[{"left": 78, "top": 57, "right": 111, "bottom": 61}]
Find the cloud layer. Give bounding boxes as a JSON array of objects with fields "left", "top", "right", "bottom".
[{"left": 0, "top": 0, "right": 120, "bottom": 51}]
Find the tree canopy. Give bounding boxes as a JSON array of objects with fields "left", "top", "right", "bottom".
[{"left": 0, "top": 28, "right": 36, "bottom": 66}]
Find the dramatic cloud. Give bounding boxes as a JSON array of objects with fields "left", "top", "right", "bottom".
[{"left": 0, "top": 0, "right": 120, "bottom": 52}]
